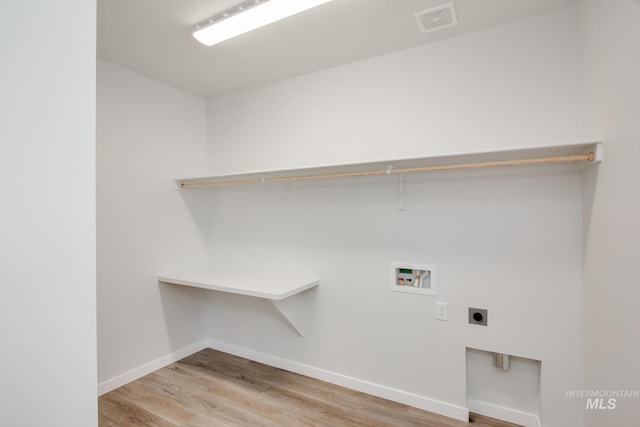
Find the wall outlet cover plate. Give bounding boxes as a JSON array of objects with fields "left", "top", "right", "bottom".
[{"left": 436, "top": 302, "right": 448, "bottom": 321}]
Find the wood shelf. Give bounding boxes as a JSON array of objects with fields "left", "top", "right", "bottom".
[
  {"left": 158, "top": 270, "right": 319, "bottom": 336},
  {"left": 176, "top": 141, "right": 602, "bottom": 189}
]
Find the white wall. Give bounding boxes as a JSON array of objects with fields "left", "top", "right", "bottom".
[
  {"left": 207, "top": 7, "right": 585, "bottom": 175},
  {"left": 582, "top": 0, "right": 640, "bottom": 425},
  {"left": 97, "top": 60, "right": 209, "bottom": 389},
  {"left": 205, "top": 7, "right": 587, "bottom": 426},
  {"left": 205, "top": 169, "right": 584, "bottom": 425},
  {"left": 0, "top": 1, "right": 97, "bottom": 426}
]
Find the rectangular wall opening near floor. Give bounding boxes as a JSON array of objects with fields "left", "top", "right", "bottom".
[{"left": 466, "top": 347, "right": 541, "bottom": 427}]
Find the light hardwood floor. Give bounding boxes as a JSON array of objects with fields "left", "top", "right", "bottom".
[{"left": 99, "top": 348, "right": 522, "bottom": 427}]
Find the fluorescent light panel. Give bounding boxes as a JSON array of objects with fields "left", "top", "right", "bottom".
[{"left": 194, "top": 0, "right": 333, "bottom": 46}]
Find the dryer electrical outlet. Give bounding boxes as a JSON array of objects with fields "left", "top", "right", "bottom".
[{"left": 468, "top": 307, "right": 488, "bottom": 326}]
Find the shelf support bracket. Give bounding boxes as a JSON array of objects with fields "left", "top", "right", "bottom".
[
  {"left": 269, "top": 299, "right": 303, "bottom": 337},
  {"left": 282, "top": 182, "right": 289, "bottom": 210},
  {"left": 396, "top": 173, "right": 405, "bottom": 211},
  {"left": 265, "top": 181, "right": 289, "bottom": 210},
  {"left": 387, "top": 164, "right": 405, "bottom": 211}
]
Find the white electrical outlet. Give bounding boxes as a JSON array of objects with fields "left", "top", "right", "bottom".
[{"left": 436, "top": 302, "right": 448, "bottom": 321}]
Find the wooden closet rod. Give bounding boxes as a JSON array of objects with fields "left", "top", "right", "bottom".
[{"left": 180, "top": 152, "right": 595, "bottom": 189}]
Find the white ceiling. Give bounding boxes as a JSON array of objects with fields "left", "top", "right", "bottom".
[{"left": 97, "top": 0, "right": 578, "bottom": 98}]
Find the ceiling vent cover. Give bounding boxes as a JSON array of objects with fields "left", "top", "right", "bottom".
[{"left": 414, "top": 2, "right": 457, "bottom": 33}]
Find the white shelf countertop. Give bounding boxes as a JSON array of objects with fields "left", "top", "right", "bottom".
[{"left": 158, "top": 270, "right": 319, "bottom": 301}]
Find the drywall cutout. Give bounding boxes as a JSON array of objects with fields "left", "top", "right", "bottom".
[
  {"left": 390, "top": 263, "right": 436, "bottom": 295},
  {"left": 466, "top": 348, "right": 541, "bottom": 427}
]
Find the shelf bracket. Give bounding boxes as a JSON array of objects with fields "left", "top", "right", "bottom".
[
  {"left": 387, "top": 164, "right": 405, "bottom": 211},
  {"left": 395, "top": 172, "right": 405, "bottom": 211},
  {"left": 265, "top": 180, "right": 289, "bottom": 210},
  {"left": 269, "top": 299, "right": 303, "bottom": 337}
]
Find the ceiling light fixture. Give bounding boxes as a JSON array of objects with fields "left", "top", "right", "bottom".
[{"left": 193, "top": 0, "right": 333, "bottom": 46}]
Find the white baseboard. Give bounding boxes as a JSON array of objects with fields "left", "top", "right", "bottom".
[
  {"left": 207, "top": 338, "right": 469, "bottom": 422},
  {"left": 97, "top": 339, "right": 209, "bottom": 396},
  {"left": 468, "top": 399, "right": 541, "bottom": 427}
]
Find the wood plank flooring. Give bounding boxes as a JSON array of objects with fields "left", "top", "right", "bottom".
[{"left": 99, "top": 348, "right": 522, "bottom": 427}]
